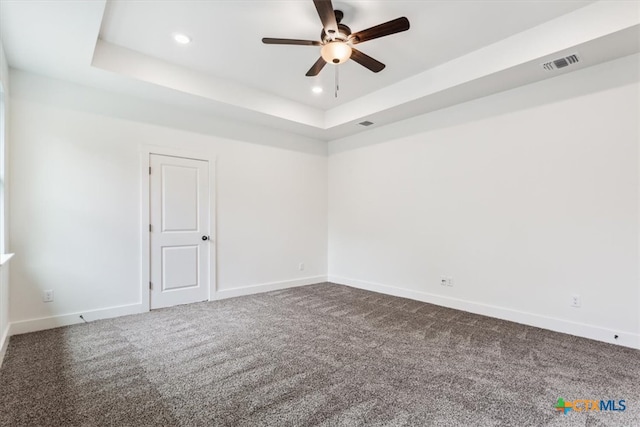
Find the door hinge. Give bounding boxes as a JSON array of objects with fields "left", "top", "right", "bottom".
[
  {"left": 149, "top": 167, "right": 151, "bottom": 175},
  {"left": 149, "top": 281, "right": 153, "bottom": 290},
  {"left": 149, "top": 224, "right": 152, "bottom": 232}
]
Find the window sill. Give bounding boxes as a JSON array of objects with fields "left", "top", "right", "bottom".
[{"left": 0, "top": 253, "right": 14, "bottom": 267}]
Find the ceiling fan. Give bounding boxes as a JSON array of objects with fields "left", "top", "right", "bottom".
[{"left": 262, "top": 0, "right": 410, "bottom": 77}]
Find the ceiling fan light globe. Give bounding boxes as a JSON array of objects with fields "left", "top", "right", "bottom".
[{"left": 321, "top": 42, "right": 352, "bottom": 65}]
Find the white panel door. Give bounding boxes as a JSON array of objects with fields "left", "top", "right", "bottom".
[{"left": 150, "top": 154, "right": 210, "bottom": 309}]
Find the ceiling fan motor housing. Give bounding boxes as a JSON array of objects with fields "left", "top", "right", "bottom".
[
  {"left": 321, "top": 23, "right": 352, "bottom": 43},
  {"left": 320, "top": 11, "right": 353, "bottom": 65}
]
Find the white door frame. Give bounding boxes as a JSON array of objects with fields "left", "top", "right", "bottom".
[{"left": 139, "top": 144, "right": 217, "bottom": 312}]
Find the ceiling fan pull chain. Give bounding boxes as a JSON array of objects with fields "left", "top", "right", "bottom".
[{"left": 335, "top": 65, "right": 339, "bottom": 98}]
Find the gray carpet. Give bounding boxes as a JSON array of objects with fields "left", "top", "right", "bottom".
[{"left": 1, "top": 283, "right": 639, "bottom": 426}]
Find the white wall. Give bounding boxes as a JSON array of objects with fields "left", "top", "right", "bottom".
[
  {"left": 6, "top": 54, "right": 639, "bottom": 350},
  {"left": 8, "top": 71, "right": 327, "bottom": 329},
  {"left": 328, "top": 54, "right": 640, "bottom": 348}
]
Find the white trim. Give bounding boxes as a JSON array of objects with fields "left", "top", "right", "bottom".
[
  {"left": 0, "top": 324, "right": 9, "bottom": 368},
  {"left": 139, "top": 147, "right": 151, "bottom": 312},
  {"left": 8, "top": 303, "right": 144, "bottom": 336},
  {"left": 139, "top": 144, "right": 217, "bottom": 310},
  {"left": 638, "top": 108, "right": 640, "bottom": 349},
  {"left": 6, "top": 279, "right": 325, "bottom": 338},
  {"left": 208, "top": 156, "right": 217, "bottom": 300},
  {"left": 329, "top": 276, "right": 640, "bottom": 350},
  {"left": 213, "top": 276, "right": 327, "bottom": 300}
]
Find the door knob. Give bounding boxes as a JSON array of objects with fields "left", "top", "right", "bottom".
[{"left": 202, "top": 235, "right": 209, "bottom": 241}]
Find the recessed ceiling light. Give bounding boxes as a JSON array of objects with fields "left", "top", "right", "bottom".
[
  {"left": 174, "top": 33, "right": 191, "bottom": 44},
  {"left": 312, "top": 86, "right": 323, "bottom": 94}
]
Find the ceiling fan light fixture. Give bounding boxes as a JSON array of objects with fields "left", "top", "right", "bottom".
[
  {"left": 312, "top": 86, "right": 323, "bottom": 94},
  {"left": 321, "top": 41, "right": 352, "bottom": 64}
]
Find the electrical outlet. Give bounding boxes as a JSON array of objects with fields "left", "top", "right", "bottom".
[
  {"left": 440, "top": 277, "right": 453, "bottom": 287},
  {"left": 43, "top": 290, "right": 54, "bottom": 303},
  {"left": 571, "top": 294, "right": 581, "bottom": 308},
  {"left": 298, "top": 263, "right": 305, "bottom": 271}
]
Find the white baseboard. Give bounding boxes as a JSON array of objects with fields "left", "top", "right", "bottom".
[
  {"left": 329, "top": 276, "right": 640, "bottom": 350},
  {"left": 6, "top": 277, "right": 329, "bottom": 337},
  {"left": 8, "top": 303, "right": 145, "bottom": 336},
  {"left": 0, "top": 325, "right": 9, "bottom": 369},
  {"left": 213, "top": 276, "right": 327, "bottom": 300}
]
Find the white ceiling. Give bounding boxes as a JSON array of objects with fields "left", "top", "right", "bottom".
[
  {"left": 99, "top": 0, "right": 592, "bottom": 110},
  {"left": 1, "top": 0, "right": 639, "bottom": 141}
]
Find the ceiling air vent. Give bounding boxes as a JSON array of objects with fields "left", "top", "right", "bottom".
[
  {"left": 542, "top": 53, "right": 580, "bottom": 71},
  {"left": 359, "top": 120, "right": 374, "bottom": 127}
]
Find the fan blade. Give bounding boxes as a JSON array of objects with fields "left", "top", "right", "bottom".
[
  {"left": 305, "top": 57, "right": 327, "bottom": 76},
  {"left": 262, "top": 38, "right": 321, "bottom": 46},
  {"left": 350, "top": 48, "right": 385, "bottom": 73},
  {"left": 350, "top": 17, "right": 410, "bottom": 44},
  {"left": 313, "top": 0, "right": 338, "bottom": 35}
]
